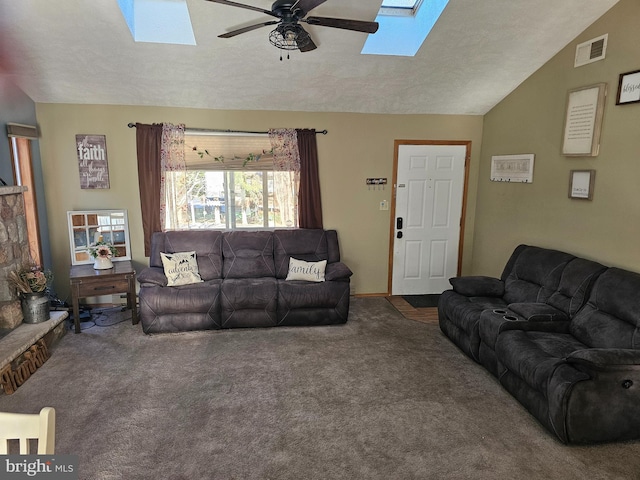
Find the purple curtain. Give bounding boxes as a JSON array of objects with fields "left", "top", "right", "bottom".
[
  {"left": 297, "top": 129, "right": 323, "bottom": 229},
  {"left": 135, "top": 123, "right": 163, "bottom": 256}
]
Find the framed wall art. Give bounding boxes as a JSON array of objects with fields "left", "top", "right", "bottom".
[
  {"left": 76, "top": 134, "right": 110, "bottom": 189},
  {"left": 490, "top": 154, "right": 535, "bottom": 183},
  {"left": 616, "top": 69, "right": 640, "bottom": 105},
  {"left": 562, "top": 83, "right": 606, "bottom": 157},
  {"left": 569, "top": 170, "right": 595, "bottom": 200}
]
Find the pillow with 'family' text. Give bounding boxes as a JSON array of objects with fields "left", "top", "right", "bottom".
[
  {"left": 285, "top": 257, "right": 327, "bottom": 282},
  {"left": 160, "top": 251, "right": 203, "bottom": 286}
]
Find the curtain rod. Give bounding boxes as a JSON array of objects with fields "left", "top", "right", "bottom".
[{"left": 127, "top": 123, "right": 327, "bottom": 135}]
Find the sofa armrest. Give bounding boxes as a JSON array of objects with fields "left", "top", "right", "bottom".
[
  {"left": 137, "top": 266, "right": 168, "bottom": 287},
  {"left": 325, "top": 262, "right": 353, "bottom": 281},
  {"left": 507, "top": 303, "right": 569, "bottom": 322},
  {"left": 566, "top": 348, "right": 640, "bottom": 370},
  {"left": 449, "top": 276, "right": 504, "bottom": 297}
]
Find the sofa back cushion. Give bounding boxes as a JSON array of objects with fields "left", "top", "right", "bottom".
[
  {"left": 273, "top": 229, "right": 333, "bottom": 279},
  {"left": 502, "top": 245, "right": 575, "bottom": 304},
  {"left": 546, "top": 258, "right": 606, "bottom": 317},
  {"left": 222, "top": 231, "right": 275, "bottom": 278},
  {"left": 570, "top": 268, "right": 640, "bottom": 349},
  {"left": 150, "top": 230, "right": 223, "bottom": 281}
]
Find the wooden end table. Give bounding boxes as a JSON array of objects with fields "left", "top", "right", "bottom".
[{"left": 69, "top": 260, "right": 138, "bottom": 334}]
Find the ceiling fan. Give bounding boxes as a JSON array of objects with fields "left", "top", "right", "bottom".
[{"left": 205, "top": 0, "right": 379, "bottom": 55}]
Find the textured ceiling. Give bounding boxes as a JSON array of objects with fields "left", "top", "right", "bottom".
[{"left": 0, "top": 0, "right": 619, "bottom": 115}]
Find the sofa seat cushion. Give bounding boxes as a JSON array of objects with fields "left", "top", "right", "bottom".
[
  {"left": 222, "top": 231, "right": 275, "bottom": 278},
  {"left": 277, "top": 279, "right": 350, "bottom": 325},
  {"left": 140, "top": 279, "right": 221, "bottom": 312},
  {"left": 496, "top": 330, "right": 587, "bottom": 396},
  {"left": 138, "top": 280, "right": 222, "bottom": 333},
  {"left": 221, "top": 278, "right": 278, "bottom": 328}
]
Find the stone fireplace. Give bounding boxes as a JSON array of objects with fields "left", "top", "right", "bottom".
[{"left": 0, "top": 185, "right": 31, "bottom": 330}]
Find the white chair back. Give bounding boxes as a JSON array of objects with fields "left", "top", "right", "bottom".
[{"left": 0, "top": 407, "right": 55, "bottom": 454}]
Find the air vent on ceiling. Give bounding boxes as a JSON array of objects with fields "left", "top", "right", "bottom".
[{"left": 574, "top": 34, "right": 608, "bottom": 67}]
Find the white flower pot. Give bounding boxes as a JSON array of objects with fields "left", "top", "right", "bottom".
[{"left": 93, "top": 256, "right": 113, "bottom": 270}]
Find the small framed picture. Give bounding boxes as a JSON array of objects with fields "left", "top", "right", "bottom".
[
  {"left": 616, "top": 69, "right": 640, "bottom": 105},
  {"left": 569, "top": 170, "right": 595, "bottom": 200}
]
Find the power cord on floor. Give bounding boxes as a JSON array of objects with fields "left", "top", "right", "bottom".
[{"left": 68, "top": 305, "right": 133, "bottom": 331}]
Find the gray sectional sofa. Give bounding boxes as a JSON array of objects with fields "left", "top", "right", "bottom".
[
  {"left": 138, "top": 229, "right": 352, "bottom": 334},
  {"left": 439, "top": 244, "right": 640, "bottom": 444}
]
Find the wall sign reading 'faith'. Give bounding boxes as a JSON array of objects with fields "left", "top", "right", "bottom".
[{"left": 76, "top": 134, "right": 110, "bottom": 189}]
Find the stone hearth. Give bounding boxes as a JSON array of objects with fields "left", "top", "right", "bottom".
[
  {"left": 0, "top": 311, "right": 68, "bottom": 395},
  {"left": 0, "top": 185, "right": 31, "bottom": 329}
]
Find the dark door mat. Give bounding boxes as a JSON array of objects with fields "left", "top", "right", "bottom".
[{"left": 402, "top": 294, "right": 441, "bottom": 308}]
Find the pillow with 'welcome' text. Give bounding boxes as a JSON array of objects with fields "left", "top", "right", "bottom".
[
  {"left": 160, "top": 251, "right": 203, "bottom": 286},
  {"left": 285, "top": 257, "right": 327, "bottom": 282}
]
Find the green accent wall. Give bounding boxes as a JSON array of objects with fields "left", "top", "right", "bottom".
[
  {"left": 474, "top": 0, "right": 640, "bottom": 276},
  {"left": 34, "top": 105, "right": 483, "bottom": 299}
]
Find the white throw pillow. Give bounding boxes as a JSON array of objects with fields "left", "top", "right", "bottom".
[
  {"left": 160, "top": 251, "right": 203, "bottom": 286},
  {"left": 285, "top": 257, "right": 327, "bottom": 282}
]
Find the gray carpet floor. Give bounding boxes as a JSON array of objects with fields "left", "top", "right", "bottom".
[{"left": 1, "top": 297, "right": 640, "bottom": 479}]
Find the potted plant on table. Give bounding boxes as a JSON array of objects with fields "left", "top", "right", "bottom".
[
  {"left": 7, "top": 264, "right": 53, "bottom": 324},
  {"left": 89, "top": 241, "right": 118, "bottom": 270}
]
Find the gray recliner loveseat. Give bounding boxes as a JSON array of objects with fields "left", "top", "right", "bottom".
[{"left": 439, "top": 244, "right": 640, "bottom": 444}]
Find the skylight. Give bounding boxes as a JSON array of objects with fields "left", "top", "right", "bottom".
[
  {"left": 118, "top": 0, "right": 196, "bottom": 45},
  {"left": 380, "top": 0, "right": 424, "bottom": 16},
  {"left": 362, "top": 0, "right": 448, "bottom": 57}
]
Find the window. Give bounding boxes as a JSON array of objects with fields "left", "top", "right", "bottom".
[
  {"left": 8, "top": 124, "right": 42, "bottom": 265},
  {"left": 380, "top": 0, "right": 424, "bottom": 16},
  {"left": 180, "top": 133, "right": 299, "bottom": 230},
  {"left": 362, "top": 0, "right": 449, "bottom": 57}
]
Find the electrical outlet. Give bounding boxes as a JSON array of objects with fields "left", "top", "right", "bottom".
[{"left": 380, "top": 200, "right": 389, "bottom": 211}]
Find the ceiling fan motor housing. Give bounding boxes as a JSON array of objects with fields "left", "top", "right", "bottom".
[{"left": 272, "top": 0, "right": 304, "bottom": 22}]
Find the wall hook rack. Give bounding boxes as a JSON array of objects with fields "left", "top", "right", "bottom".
[{"left": 366, "top": 178, "right": 388, "bottom": 190}]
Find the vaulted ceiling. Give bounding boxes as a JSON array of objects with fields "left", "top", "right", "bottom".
[{"left": 0, "top": 0, "right": 619, "bottom": 115}]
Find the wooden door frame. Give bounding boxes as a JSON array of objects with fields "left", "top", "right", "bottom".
[{"left": 387, "top": 140, "right": 472, "bottom": 295}]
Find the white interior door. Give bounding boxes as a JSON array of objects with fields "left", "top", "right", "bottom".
[{"left": 391, "top": 144, "right": 466, "bottom": 295}]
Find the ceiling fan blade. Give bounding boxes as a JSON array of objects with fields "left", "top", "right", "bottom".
[
  {"left": 219, "top": 20, "right": 279, "bottom": 38},
  {"left": 299, "top": 37, "right": 318, "bottom": 52},
  {"left": 204, "top": 0, "right": 279, "bottom": 18},
  {"left": 293, "top": 0, "right": 328, "bottom": 15},
  {"left": 296, "top": 26, "right": 317, "bottom": 52},
  {"left": 305, "top": 16, "right": 379, "bottom": 34}
]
